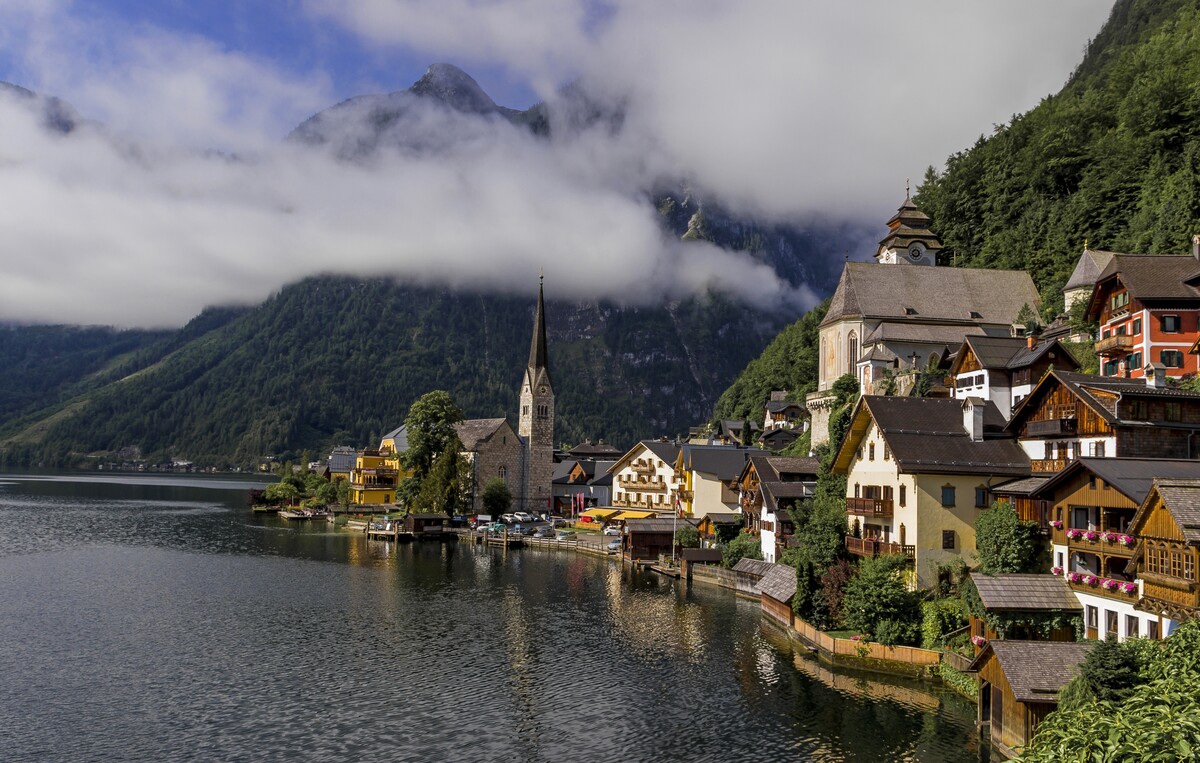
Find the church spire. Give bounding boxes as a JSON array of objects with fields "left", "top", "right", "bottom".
[{"left": 528, "top": 274, "right": 550, "bottom": 385}]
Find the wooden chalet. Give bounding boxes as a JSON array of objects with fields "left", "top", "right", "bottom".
[
  {"left": 1005, "top": 368, "right": 1200, "bottom": 474},
  {"left": 737, "top": 456, "right": 819, "bottom": 563},
  {"left": 404, "top": 513, "right": 448, "bottom": 535},
  {"left": 968, "top": 640, "right": 1093, "bottom": 759},
  {"left": 758, "top": 564, "right": 797, "bottom": 627},
  {"left": 1129, "top": 478, "right": 1200, "bottom": 630},
  {"left": 949, "top": 334, "right": 1079, "bottom": 418},
  {"left": 968, "top": 573, "right": 1079, "bottom": 652}
]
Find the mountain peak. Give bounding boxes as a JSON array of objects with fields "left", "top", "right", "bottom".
[{"left": 408, "top": 63, "right": 498, "bottom": 114}]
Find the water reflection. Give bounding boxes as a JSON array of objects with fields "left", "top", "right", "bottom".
[{"left": 0, "top": 473, "right": 985, "bottom": 762}]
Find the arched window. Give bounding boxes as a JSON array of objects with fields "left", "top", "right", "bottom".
[
  {"left": 847, "top": 332, "right": 858, "bottom": 374},
  {"left": 499, "top": 465, "right": 507, "bottom": 479}
]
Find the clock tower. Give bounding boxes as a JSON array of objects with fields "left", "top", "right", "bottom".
[
  {"left": 874, "top": 187, "right": 942, "bottom": 266},
  {"left": 518, "top": 276, "right": 555, "bottom": 513}
]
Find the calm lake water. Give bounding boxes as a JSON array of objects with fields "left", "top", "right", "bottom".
[{"left": 0, "top": 473, "right": 988, "bottom": 762}]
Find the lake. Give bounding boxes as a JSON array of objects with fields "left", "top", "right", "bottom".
[{"left": 0, "top": 473, "right": 989, "bottom": 762}]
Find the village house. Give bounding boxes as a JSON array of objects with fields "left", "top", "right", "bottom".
[
  {"left": 608, "top": 440, "right": 681, "bottom": 513},
  {"left": 762, "top": 391, "right": 806, "bottom": 432},
  {"left": 1004, "top": 367, "right": 1200, "bottom": 474},
  {"left": 833, "top": 396, "right": 1030, "bottom": 588},
  {"left": 757, "top": 427, "right": 799, "bottom": 452},
  {"left": 948, "top": 334, "right": 1079, "bottom": 416},
  {"left": 968, "top": 640, "right": 1093, "bottom": 759},
  {"left": 349, "top": 448, "right": 401, "bottom": 506},
  {"left": 1086, "top": 241, "right": 1200, "bottom": 380},
  {"left": 738, "top": 455, "right": 820, "bottom": 563},
  {"left": 324, "top": 445, "right": 357, "bottom": 483},
  {"left": 1128, "top": 478, "right": 1200, "bottom": 636},
  {"left": 674, "top": 443, "right": 765, "bottom": 519},
  {"left": 551, "top": 458, "right": 616, "bottom": 516},
  {"left": 806, "top": 194, "right": 1041, "bottom": 447},
  {"left": 1032, "top": 457, "right": 1200, "bottom": 641}
]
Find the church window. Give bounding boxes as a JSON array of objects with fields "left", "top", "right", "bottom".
[
  {"left": 847, "top": 332, "right": 858, "bottom": 373},
  {"left": 499, "top": 466, "right": 507, "bottom": 479},
  {"left": 523, "top": 406, "right": 529, "bottom": 416}
]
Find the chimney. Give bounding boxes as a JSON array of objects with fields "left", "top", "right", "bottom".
[
  {"left": 962, "top": 398, "right": 984, "bottom": 442},
  {"left": 1146, "top": 362, "right": 1167, "bottom": 389},
  {"left": 1193, "top": 233, "right": 1200, "bottom": 261},
  {"left": 1026, "top": 334, "right": 1036, "bottom": 350}
]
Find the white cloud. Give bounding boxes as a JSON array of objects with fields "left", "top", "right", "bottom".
[{"left": 0, "top": 1, "right": 1115, "bottom": 326}]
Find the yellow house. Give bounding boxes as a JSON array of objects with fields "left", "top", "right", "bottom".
[
  {"left": 349, "top": 449, "right": 402, "bottom": 506},
  {"left": 833, "top": 396, "right": 1031, "bottom": 588}
]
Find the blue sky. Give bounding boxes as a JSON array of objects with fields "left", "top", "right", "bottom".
[{"left": 0, "top": 1, "right": 1117, "bottom": 326}]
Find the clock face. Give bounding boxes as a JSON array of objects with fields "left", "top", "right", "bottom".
[
  {"left": 908, "top": 246, "right": 922, "bottom": 260},
  {"left": 538, "top": 385, "right": 547, "bottom": 394}
]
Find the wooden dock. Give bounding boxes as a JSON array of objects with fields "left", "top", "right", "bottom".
[{"left": 366, "top": 526, "right": 415, "bottom": 541}]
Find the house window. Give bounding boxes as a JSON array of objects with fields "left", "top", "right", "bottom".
[
  {"left": 941, "top": 485, "right": 956, "bottom": 507},
  {"left": 1162, "top": 350, "right": 1184, "bottom": 368},
  {"left": 1106, "top": 610, "right": 1118, "bottom": 637},
  {"left": 1162, "top": 315, "right": 1182, "bottom": 333},
  {"left": 1166, "top": 402, "right": 1182, "bottom": 421},
  {"left": 1127, "top": 351, "right": 1142, "bottom": 370},
  {"left": 1111, "top": 291, "right": 1130, "bottom": 311},
  {"left": 975, "top": 487, "right": 988, "bottom": 508},
  {"left": 942, "top": 530, "right": 955, "bottom": 549},
  {"left": 1126, "top": 615, "right": 1139, "bottom": 638},
  {"left": 1091, "top": 441, "right": 1106, "bottom": 458},
  {"left": 869, "top": 443, "right": 875, "bottom": 461},
  {"left": 883, "top": 444, "right": 891, "bottom": 460},
  {"left": 1102, "top": 328, "right": 1111, "bottom": 339},
  {"left": 854, "top": 483, "right": 860, "bottom": 498},
  {"left": 899, "top": 485, "right": 906, "bottom": 507},
  {"left": 1087, "top": 606, "right": 1098, "bottom": 629},
  {"left": 1056, "top": 551, "right": 1064, "bottom": 569},
  {"left": 1131, "top": 400, "right": 1148, "bottom": 420},
  {"left": 1132, "top": 318, "right": 1142, "bottom": 335}
]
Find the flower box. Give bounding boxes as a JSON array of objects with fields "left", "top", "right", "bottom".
[
  {"left": 1120, "top": 534, "right": 1135, "bottom": 546},
  {"left": 971, "top": 635, "right": 986, "bottom": 647},
  {"left": 1101, "top": 578, "right": 1119, "bottom": 591},
  {"left": 1100, "top": 531, "right": 1116, "bottom": 543},
  {"left": 1051, "top": 566, "right": 1063, "bottom": 576},
  {"left": 1081, "top": 575, "right": 1098, "bottom": 586},
  {"left": 1066, "top": 572, "right": 1083, "bottom": 583},
  {"left": 1084, "top": 530, "right": 1099, "bottom": 542},
  {"left": 1120, "top": 582, "right": 1137, "bottom": 594},
  {"left": 1049, "top": 520, "right": 1063, "bottom": 529},
  {"left": 1065, "top": 528, "right": 1083, "bottom": 540}
]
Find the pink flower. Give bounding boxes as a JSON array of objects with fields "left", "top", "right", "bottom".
[
  {"left": 1051, "top": 566, "right": 1063, "bottom": 576},
  {"left": 1121, "top": 582, "right": 1137, "bottom": 594},
  {"left": 1101, "top": 578, "right": 1118, "bottom": 591},
  {"left": 1066, "top": 529, "right": 1083, "bottom": 540},
  {"left": 1085, "top": 530, "right": 1099, "bottom": 542},
  {"left": 850, "top": 635, "right": 862, "bottom": 641},
  {"left": 1120, "top": 535, "right": 1135, "bottom": 546},
  {"left": 1049, "top": 520, "right": 1063, "bottom": 529}
]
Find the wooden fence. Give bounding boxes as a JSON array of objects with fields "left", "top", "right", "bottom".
[
  {"left": 691, "top": 565, "right": 738, "bottom": 590},
  {"left": 789, "top": 615, "right": 942, "bottom": 667}
]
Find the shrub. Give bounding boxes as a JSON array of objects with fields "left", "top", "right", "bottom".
[
  {"left": 921, "top": 598, "right": 968, "bottom": 650},
  {"left": 722, "top": 531, "right": 763, "bottom": 568}
]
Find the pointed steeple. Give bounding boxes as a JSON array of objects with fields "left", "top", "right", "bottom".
[{"left": 528, "top": 274, "right": 550, "bottom": 385}]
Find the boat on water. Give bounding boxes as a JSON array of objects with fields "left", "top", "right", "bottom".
[{"left": 278, "top": 508, "right": 332, "bottom": 521}]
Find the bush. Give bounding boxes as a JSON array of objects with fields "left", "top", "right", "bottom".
[
  {"left": 840, "top": 554, "right": 921, "bottom": 645},
  {"left": 722, "top": 531, "right": 763, "bottom": 568},
  {"left": 975, "top": 502, "right": 1043, "bottom": 575},
  {"left": 481, "top": 477, "right": 512, "bottom": 516},
  {"left": 921, "top": 598, "right": 968, "bottom": 650},
  {"left": 675, "top": 525, "right": 700, "bottom": 548}
]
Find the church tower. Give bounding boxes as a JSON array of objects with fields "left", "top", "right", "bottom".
[
  {"left": 874, "top": 187, "right": 943, "bottom": 266},
  {"left": 519, "top": 276, "right": 555, "bottom": 513}
]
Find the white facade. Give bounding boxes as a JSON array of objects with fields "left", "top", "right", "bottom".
[
  {"left": 610, "top": 444, "right": 678, "bottom": 512},
  {"left": 1018, "top": 436, "right": 1117, "bottom": 463}
]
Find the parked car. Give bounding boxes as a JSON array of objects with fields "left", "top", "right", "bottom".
[
  {"left": 520, "top": 526, "right": 537, "bottom": 536},
  {"left": 501, "top": 513, "right": 516, "bottom": 524},
  {"left": 533, "top": 527, "right": 553, "bottom": 538},
  {"left": 606, "top": 540, "right": 621, "bottom": 552},
  {"left": 602, "top": 525, "right": 622, "bottom": 536},
  {"left": 555, "top": 531, "right": 576, "bottom": 541},
  {"left": 514, "top": 512, "right": 535, "bottom": 523},
  {"left": 552, "top": 517, "right": 571, "bottom": 528}
]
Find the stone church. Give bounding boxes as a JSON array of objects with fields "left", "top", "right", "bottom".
[{"left": 455, "top": 278, "right": 556, "bottom": 514}]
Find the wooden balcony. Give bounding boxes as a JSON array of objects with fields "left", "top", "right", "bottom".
[
  {"left": 1095, "top": 334, "right": 1135, "bottom": 355},
  {"left": 1027, "top": 418, "right": 1077, "bottom": 437},
  {"left": 631, "top": 460, "right": 656, "bottom": 475},
  {"left": 1031, "top": 458, "right": 1070, "bottom": 473},
  {"left": 618, "top": 475, "right": 666, "bottom": 491},
  {"left": 1067, "top": 577, "right": 1138, "bottom": 602},
  {"left": 846, "top": 497, "right": 894, "bottom": 518},
  {"left": 845, "top": 536, "right": 914, "bottom": 559},
  {"left": 1065, "top": 530, "right": 1136, "bottom": 558}
]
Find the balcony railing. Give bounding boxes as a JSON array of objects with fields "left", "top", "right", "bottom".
[
  {"left": 1067, "top": 577, "right": 1138, "bottom": 601},
  {"left": 618, "top": 475, "right": 666, "bottom": 491},
  {"left": 845, "top": 536, "right": 915, "bottom": 559},
  {"left": 1064, "top": 529, "right": 1136, "bottom": 556},
  {"left": 1027, "top": 418, "right": 1078, "bottom": 437},
  {"left": 1095, "top": 334, "right": 1135, "bottom": 354},
  {"left": 1031, "top": 458, "right": 1070, "bottom": 473},
  {"left": 846, "top": 497, "right": 894, "bottom": 517},
  {"left": 631, "top": 460, "right": 656, "bottom": 475}
]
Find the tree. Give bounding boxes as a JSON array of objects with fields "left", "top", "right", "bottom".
[
  {"left": 411, "top": 439, "right": 469, "bottom": 515},
  {"left": 722, "top": 531, "right": 763, "bottom": 568},
  {"left": 263, "top": 482, "right": 300, "bottom": 505},
  {"left": 481, "top": 477, "right": 512, "bottom": 517},
  {"left": 675, "top": 525, "right": 700, "bottom": 549},
  {"left": 975, "top": 502, "right": 1043, "bottom": 575},
  {"left": 1058, "top": 637, "right": 1146, "bottom": 711},
  {"left": 840, "top": 554, "right": 921, "bottom": 645},
  {"left": 402, "top": 390, "right": 465, "bottom": 486}
]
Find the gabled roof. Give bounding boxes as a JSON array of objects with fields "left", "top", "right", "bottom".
[
  {"left": 1033, "top": 457, "right": 1200, "bottom": 506},
  {"left": 970, "top": 573, "right": 1081, "bottom": 612},
  {"left": 991, "top": 475, "right": 1050, "bottom": 496},
  {"left": 1007, "top": 369, "right": 1200, "bottom": 433},
  {"left": 380, "top": 424, "right": 409, "bottom": 452},
  {"left": 950, "top": 335, "right": 1079, "bottom": 377},
  {"left": 1094, "top": 253, "right": 1200, "bottom": 302},
  {"left": 1063, "top": 248, "right": 1116, "bottom": 293},
  {"left": 834, "top": 396, "right": 1029, "bottom": 477},
  {"left": 865, "top": 322, "right": 986, "bottom": 347},
  {"left": 765, "top": 400, "right": 804, "bottom": 413},
  {"left": 625, "top": 517, "right": 690, "bottom": 533},
  {"left": 758, "top": 564, "right": 797, "bottom": 603},
  {"left": 762, "top": 481, "right": 816, "bottom": 513},
  {"left": 744, "top": 455, "right": 821, "bottom": 483},
  {"left": 968, "top": 641, "right": 1094, "bottom": 704},
  {"left": 609, "top": 440, "right": 681, "bottom": 474},
  {"left": 732, "top": 558, "right": 775, "bottom": 578},
  {"left": 1131, "top": 478, "right": 1200, "bottom": 545},
  {"left": 453, "top": 418, "right": 511, "bottom": 452},
  {"left": 568, "top": 441, "right": 623, "bottom": 457},
  {"left": 327, "top": 446, "right": 357, "bottom": 473},
  {"left": 680, "top": 444, "right": 765, "bottom": 480},
  {"left": 821, "top": 262, "right": 1040, "bottom": 328}
]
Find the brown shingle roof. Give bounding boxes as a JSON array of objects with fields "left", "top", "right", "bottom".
[
  {"left": 1095, "top": 253, "right": 1200, "bottom": 302},
  {"left": 1063, "top": 248, "right": 1116, "bottom": 293},
  {"left": 759, "top": 564, "right": 797, "bottom": 603},
  {"left": 1007, "top": 369, "right": 1200, "bottom": 433},
  {"left": 843, "top": 396, "right": 1030, "bottom": 477},
  {"left": 766, "top": 456, "right": 821, "bottom": 479},
  {"left": 969, "top": 641, "right": 1094, "bottom": 704},
  {"left": 1035, "top": 458, "right": 1200, "bottom": 506},
  {"left": 822, "top": 262, "right": 1040, "bottom": 327},
  {"left": 733, "top": 558, "right": 774, "bottom": 578},
  {"left": 865, "top": 322, "right": 988, "bottom": 346},
  {"left": 453, "top": 418, "right": 509, "bottom": 452},
  {"left": 970, "top": 573, "right": 1081, "bottom": 612}
]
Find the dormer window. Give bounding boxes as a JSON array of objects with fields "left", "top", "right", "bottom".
[
  {"left": 904, "top": 307, "right": 918, "bottom": 316},
  {"left": 969, "top": 311, "right": 982, "bottom": 319}
]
